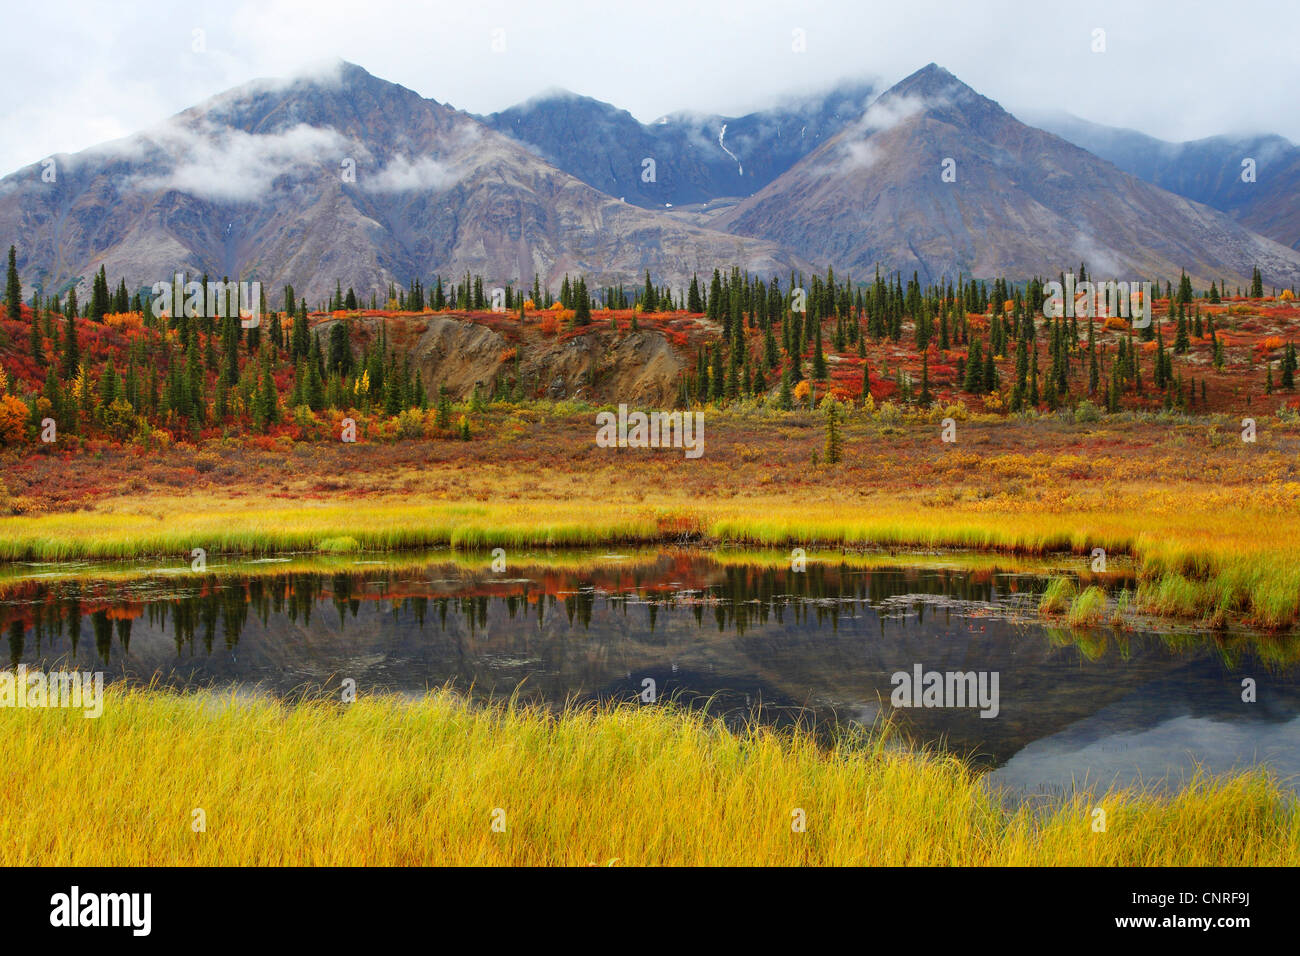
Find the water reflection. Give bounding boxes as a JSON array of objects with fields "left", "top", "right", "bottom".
[{"left": 1, "top": 551, "right": 1296, "bottom": 796}]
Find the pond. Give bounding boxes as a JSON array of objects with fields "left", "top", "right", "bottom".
[{"left": 2, "top": 549, "right": 1297, "bottom": 799}]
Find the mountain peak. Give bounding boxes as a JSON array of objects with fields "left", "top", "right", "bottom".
[
  {"left": 484, "top": 88, "right": 649, "bottom": 133},
  {"left": 523, "top": 86, "right": 587, "bottom": 104},
  {"left": 858, "top": 63, "right": 1002, "bottom": 133},
  {"left": 883, "top": 63, "right": 976, "bottom": 102}
]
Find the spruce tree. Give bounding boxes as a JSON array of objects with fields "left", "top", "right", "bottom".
[
  {"left": 91, "top": 265, "right": 110, "bottom": 321},
  {"left": 292, "top": 302, "right": 310, "bottom": 360},
  {"left": 61, "top": 309, "right": 80, "bottom": 378},
  {"left": 1174, "top": 306, "right": 1190, "bottom": 353},
  {"left": 434, "top": 386, "right": 450, "bottom": 429},
  {"left": 574, "top": 278, "right": 591, "bottom": 325},
  {"left": 1016, "top": 336, "right": 1030, "bottom": 400},
  {"left": 29, "top": 295, "right": 45, "bottom": 366},
  {"left": 1029, "top": 348, "right": 1040, "bottom": 406},
  {"left": 687, "top": 275, "right": 703, "bottom": 314},
  {"left": 41, "top": 365, "right": 63, "bottom": 423},
  {"left": 4, "top": 246, "right": 21, "bottom": 322},
  {"left": 327, "top": 321, "right": 352, "bottom": 375},
  {"left": 812, "top": 320, "right": 827, "bottom": 379},
  {"left": 824, "top": 399, "right": 843, "bottom": 464},
  {"left": 640, "top": 271, "right": 655, "bottom": 314},
  {"left": 963, "top": 339, "right": 984, "bottom": 392}
]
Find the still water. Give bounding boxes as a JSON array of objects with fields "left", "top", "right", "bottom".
[{"left": 2, "top": 550, "right": 1297, "bottom": 798}]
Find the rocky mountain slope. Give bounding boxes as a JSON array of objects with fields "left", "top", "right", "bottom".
[
  {"left": 480, "top": 80, "right": 877, "bottom": 209},
  {"left": 0, "top": 61, "right": 804, "bottom": 307},
  {"left": 1028, "top": 109, "right": 1300, "bottom": 253},
  {"left": 715, "top": 64, "right": 1300, "bottom": 288}
]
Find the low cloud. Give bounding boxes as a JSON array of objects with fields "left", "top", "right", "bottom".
[
  {"left": 850, "top": 93, "right": 929, "bottom": 138},
  {"left": 836, "top": 93, "right": 931, "bottom": 173},
  {"left": 127, "top": 121, "right": 353, "bottom": 202},
  {"left": 363, "top": 155, "right": 458, "bottom": 193}
]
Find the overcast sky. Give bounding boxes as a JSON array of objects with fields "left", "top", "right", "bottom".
[{"left": 4, "top": 0, "right": 1297, "bottom": 176}]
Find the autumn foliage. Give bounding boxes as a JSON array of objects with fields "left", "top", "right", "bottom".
[{"left": 0, "top": 394, "right": 27, "bottom": 444}]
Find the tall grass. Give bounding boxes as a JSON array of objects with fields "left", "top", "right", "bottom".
[
  {"left": 0, "top": 688, "right": 1295, "bottom": 866},
  {"left": 1066, "top": 585, "right": 1108, "bottom": 627},
  {"left": 0, "top": 487, "right": 1297, "bottom": 628},
  {"left": 1039, "top": 577, "right": 1076, "bottom": 615}
]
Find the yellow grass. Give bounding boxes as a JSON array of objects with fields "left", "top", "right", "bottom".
[
  {"left": 1, "top": 687, "right": 1296, "bottom": 866},
  {"left": 0, "top": 484, "right": 1295, "bottom": 626}
]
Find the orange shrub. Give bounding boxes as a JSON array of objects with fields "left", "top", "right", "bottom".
[
  {"left": 1261, "top": 336, "right": 1284, "bottom": 351},
  {"left": 540, "top": 314, "right": 559, "bottom": 336},
  {"left": 0, "top": 394, "right": 28, "bottom": 445},
  {"left": 104, "top": 312, "right": 144, "bottom": 332}
]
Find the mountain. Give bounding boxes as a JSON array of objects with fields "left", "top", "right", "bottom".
[
  {"left": 0, "top": 61, "right": 804, "bottom": 306},
  {"left": 715, "top": 64, "right": 1300, "bottom": 288},
  {"left": 1028, "top": 110, "right": 1300, "bottom": 252},
  {"left": 481, "top": 80, "right": 877, "bottom": 209},
  {"left": 6, "top": 60, "right": 1300, "bottom": 305}
]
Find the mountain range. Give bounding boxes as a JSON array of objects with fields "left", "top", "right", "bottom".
[
  {"left": 1027, "top": 109, "right": 1300, "bottom": 253},
  {"left": 0, "top": 62, "right": 802, "bottom": 306},
  {"left": 479, "top": 80, "right": 878, "bottom": 210},
  {"left": 712, "top": 65, "right": 1300, "bottom": 287},
  {"left": 2, "top": 59, "right": 1299, "bottom": 306}
]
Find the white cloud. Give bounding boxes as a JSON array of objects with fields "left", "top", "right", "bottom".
[
  {"left": 363, "top": 155, "right": 458, "bottom": 193},
  {"left": 3, "top": 0, "right": 1300, "bottom": 178},
  {"left": 849, "top": 94, "right": 931, "bottom": 139},
  {"left": 128, "top": 122, "right": 354, "bottom": 202},
  {"left": 837, "top": 94, "right": 931, "bottom": 172}
]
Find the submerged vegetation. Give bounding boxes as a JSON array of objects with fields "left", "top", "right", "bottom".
[{"left": 1, "top": 687, "right": 1295, "bottom": 866}]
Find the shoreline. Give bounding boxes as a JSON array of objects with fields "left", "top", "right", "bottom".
[{"left": 0, "top": 509, "right": 1293, "bottom": 632}]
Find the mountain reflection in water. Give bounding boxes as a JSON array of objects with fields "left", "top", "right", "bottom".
[{"left": 2, "top": 551, "right": 1296, "bottom": 796}]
